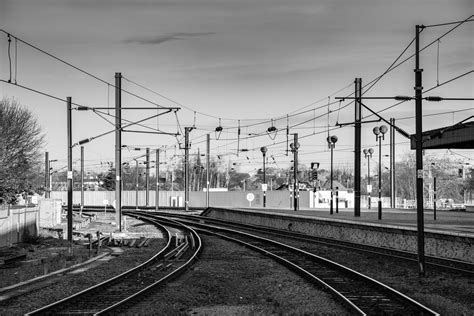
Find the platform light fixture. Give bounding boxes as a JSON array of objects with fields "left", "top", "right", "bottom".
[
  {"left": 327, "top": 135, "right": 338, "bottom": 215},
  {"left": 373, "top": 125, "right": 387, "bottom": 220}
]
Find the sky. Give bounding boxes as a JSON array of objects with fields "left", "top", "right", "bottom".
[{"left": 0, "top": 0, "right": 473, "bottom": 176}]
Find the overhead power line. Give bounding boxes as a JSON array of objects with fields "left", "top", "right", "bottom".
[{"left": 0, "top": 29, "right": 176, "bottom": 110}]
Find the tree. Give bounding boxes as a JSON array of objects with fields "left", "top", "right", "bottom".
[
  {"left": 97, "top": 166, "right": 116, "bottom": 191},
  {"left": 464, "top": 169, "right": 474, "bottom": 202},
  {"left": 391, "top": 153, "right": 469, "bottom": 203},
  {"left": 0, "top": 98, "right": 45, "bottom": 204}
]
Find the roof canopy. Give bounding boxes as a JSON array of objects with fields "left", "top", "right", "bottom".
[{"left": 410, "top": 122, "right": 474, "bottom": 150}]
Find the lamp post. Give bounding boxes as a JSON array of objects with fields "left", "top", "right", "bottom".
[
  {"left": 373, "top": 125, "right": 388, "bottom": 220},
  {"left": 289, "top": 134, "right": 300, "bottom": 211},
  {"left": 363, "top": 148, "right": 374, "bottom": 209},
  {"left": 260, "top": 146, "right": 267, "bottom": 207},
  {"left": 327, "top": 135, "right": 338, "bottom": 215}
]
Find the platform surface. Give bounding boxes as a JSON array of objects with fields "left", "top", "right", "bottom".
[{"left": 232, "top": 207, "right": 474, "bottom": 238}]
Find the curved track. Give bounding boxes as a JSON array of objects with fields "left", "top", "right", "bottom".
[
  {"left": 160, "top": 211, "right": 474, "bottom": 276},
  {"left": 142, "top": 212, "right": 439, "bottom": 315},
  {"left": 26, "top": 214, "right": 202, "bottom": 315}
]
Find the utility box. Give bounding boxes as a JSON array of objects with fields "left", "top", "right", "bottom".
[{"left": 39, "top": 199, "right": 62, "bottom": 227}]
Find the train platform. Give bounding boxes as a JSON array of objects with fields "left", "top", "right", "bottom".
[
  {"left": 233, "top": 207, "right": 474, "bottom": 238},
  {"left": 204, "top": 206, "right": 473, "bottom": 262}
]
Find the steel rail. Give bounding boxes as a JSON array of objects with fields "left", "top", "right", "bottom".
[
  {"left": 95, "top": 213, "right": 202, "bottom": 315},
  {"left": 170, "top": 217, "right": 440, "bottom": 315},
  {"left": 24, "top": 216, "right": 180, "bottom": 315},
  {"left": 160, "top": 211, "right": 474, "bottom": 276}
]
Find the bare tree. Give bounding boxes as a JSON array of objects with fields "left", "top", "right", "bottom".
[{"left": 0, "top": 98, "right": 45, "bottom": 204}]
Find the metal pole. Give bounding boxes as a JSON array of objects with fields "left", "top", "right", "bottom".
[
  {"left": 262, "top": 150, "right": 266, "bottom": 208},
  {"left": 135, "top": 160, "right": 139, "bottom": 210},
  {"left": 289, "top": 172, "right": 292, "bottom": 208},
  {"left": 354, "top": 78, "right": 362, "bottom": 217},
  {"left": 368, "top": 156, "right": 371, "bottom": 209},
  {"left": 378, "top": 137, "right": 382, "bottom": 220},
  {"left": 415, "top": 25, "right": 425, "bottom": 277},
  {"left": 293, "top": 133, "right": 299, "bottom": 211},
  {"left": 433, "top": 177, "right": 437, "bottom": 220},
  {"left": 145, "top": 147, "right": 150, "bottom": 206},
  {"left": 206, "top": 134, "right": 210, "bottom": 208},
  {"left": 156, "top": 149, "right": 159, "bottom": 211},
  {"left": 184, "top": 127, "right": 190, "bottom": 211},
  {"left": 336, "top": 186, "right": 339, "bottom": 213},
  {"left": 66, "top": 97, "right": 73, "bottom": 245},
  {"left": 330, "top": 144, "right": 333, "bottom": 215},
  {"left": 45, "top": 152, "right": 50, "bottom": 198},
  {"left": 390, "top": 118, "right": 395, "bottom": 208},
  {"left": 80, "top": 146, "right": 84, "bottom": 217},
  {"left": 115, "top": 72, "right": 122, "bottom": 231}
]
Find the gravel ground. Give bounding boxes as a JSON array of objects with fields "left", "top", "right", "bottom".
[
  {"left": 0, "top": 216, "right": 166, "bottom": 315},
  {"left": 123, "top": 235, "right": 349, "bottom": 315},
  {"left": 266, "top": 233, "right": 474, "bottom": 315}
]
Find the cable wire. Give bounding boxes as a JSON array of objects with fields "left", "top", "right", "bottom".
[{"left": 0, "top": 29, "right": 178, "bottom": 111}]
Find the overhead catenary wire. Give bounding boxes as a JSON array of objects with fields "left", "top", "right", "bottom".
[
  {"left": 181, "top": 66, "right": 471, "bottom": 159},
  {"left": 363, "top": 15, "right": 474, "bottom": 92},
  {"left": 195, "top": 20, "right": 460, "bottom": 144},
  {"left": 124, "top": 73, "right": 351, "bottom": 133},
  {"left": 2, "top": 17, "right": 472, "bottom": 164},
  {"left": 423, "top": 17, "right": 474, "bottom": 28},
  {"left": 121, "top": 29, "right": 423, "bottom": 137},
  {"left": 336, "top": 18, "right": 474, "bottom": 133},
  {"left": 361, "top": 69, "right": 474, "bottom": 121},
  {"left": 397, "top": 106, "right": 474, "bottom": 121},
  {"left": 0, "top": 29, "right": 177, "bottom": 111},
  {"left": 0, "top": 79, "right": 177, "bottom": 137}
]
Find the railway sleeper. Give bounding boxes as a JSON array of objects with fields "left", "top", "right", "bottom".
[
  {"left": 174, "top": 243, "right": 189, "bottom": 260},
  {"left": 136, "top": 237, "right": 148, "bottom": 248},
  {"left": 164, "top": 242, "right": 187, "bottom": 260},
  {"left": 151, "top": 263, "right": 164, "bottom": 271}
]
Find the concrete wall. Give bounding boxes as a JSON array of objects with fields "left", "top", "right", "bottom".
[{"left": 204, "top": 207, "right": 474, "bottom": 263}]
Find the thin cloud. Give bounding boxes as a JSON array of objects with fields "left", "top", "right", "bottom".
[{"left": 124, "top": 32, "right": 215, "bottom": 45}]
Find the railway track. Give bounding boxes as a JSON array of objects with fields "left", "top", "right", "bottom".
[
  {"left": 156, "top": 214, "right": 439, "bottom": 315},
  {"left": 26, "top": 215, "right": 202, "bottom": 315},
  {"left": 154, "top": 211, "right": 474, "bottom": 276}
]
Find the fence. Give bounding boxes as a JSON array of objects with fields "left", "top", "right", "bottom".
[
  {"left": 49, "top": 191, "right": 400, "bottom": 210},
  {"left": 0, "top": 204, "right": 39, "bottom": 247},
  {"left": 50, "top": 190, "right": 353, "bottom": 209}
]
